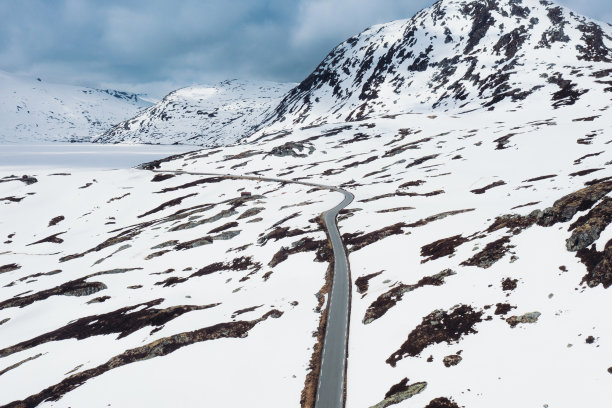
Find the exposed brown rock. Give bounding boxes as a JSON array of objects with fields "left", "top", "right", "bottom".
[
  {"left": 387, "top": 305, "right": 483, "bottom": 366},
  {"left": 566, "top": 197, "right": 612, "bottom": 251},
  {"left": 536, "top": 181, "right": 612, "bottom": 227},
  {"left": 506, "top": 311, "right": 541, "bottom": 328}
]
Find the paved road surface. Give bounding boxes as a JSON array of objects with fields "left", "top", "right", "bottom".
[{"left": 151, "top": 169, "right": 354, "bottom": 408}]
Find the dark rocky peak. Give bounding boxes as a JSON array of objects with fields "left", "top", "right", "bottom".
[{"left": 261, "top": 0, "right": 612, "bottom": 130}]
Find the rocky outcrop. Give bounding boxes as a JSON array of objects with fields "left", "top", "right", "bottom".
[
  {"left": 387, "top": 305, "right": 483, "bottom": 366},
  {"left": 566, "top": 197, "right": 612, "bottom": 251},
  {"left": 506, "top": 311, "right": 541, "bottom": 328},
  {"left": 369, "top": 380, "right": 427, "bottom": 408}
]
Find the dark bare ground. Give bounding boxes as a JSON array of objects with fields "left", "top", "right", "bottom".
[
  {"left": 355, "top": 271, "right": 383, "bottom": 295},
  {"left": 363, "top": 270, "right": 455, "bottom": 324},
  {"left": 424, "top": 397, "right": 460, "bottom": 408},
  {"left": 470, "top": 180, "right": 506, "bottom": 194},
  {"left": 461, "top": 236, "right": 514, "bottom": 269},
  {"left": 0, "top": 300, "right": 219, "bottom": 358},
  {"left": 387, "top": 305, "right": 483, "bottom": 367},
  {"left": 0, "top": 264, "right": 21, "bottom": 274},
  {"left": 421, "top": 235, "right": 469, "bottom": 263}
]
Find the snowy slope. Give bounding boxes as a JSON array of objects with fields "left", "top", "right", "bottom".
[
  {"left": 2, "top": 0, "right": 612, "bottom": 407},
  {"left": 0, "top": 71, "right": 152, "bottom": 143},
  {"left": 96, "top": 80, "right": 294, "bottom": 146},
  {"left": 263, "top": 0, "right": 612, "bottom": 129}
]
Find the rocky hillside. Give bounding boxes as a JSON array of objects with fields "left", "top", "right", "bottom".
[
  {"left": 262, "top": 0, "right": 612, "bottom": 129},
  {"left": 96, "top": 80, "right": 294, "bottom": 146},
  {"left": 0, "top": 71, "right": 151, "bottom": 143}
]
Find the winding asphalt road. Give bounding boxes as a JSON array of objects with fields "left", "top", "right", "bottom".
[{"left": 152, "top": 169, "right": 353, "bottom": 408}]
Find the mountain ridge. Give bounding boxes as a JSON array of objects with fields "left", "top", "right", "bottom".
[{"left": 260, "top": 0, "right": 612, "bottom": 131}]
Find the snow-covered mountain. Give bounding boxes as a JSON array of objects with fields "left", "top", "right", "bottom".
[
  {"left": 0, "top": 71, "right": 152, "bottom": 143},
  {"left": 96, "top": 80, "right": 294, "bottom": 146},
  {"left": 263, "top": 0, "right": 612, "bottom": 129}
]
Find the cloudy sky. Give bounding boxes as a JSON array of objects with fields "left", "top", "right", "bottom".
[{"left": 1, "top": 0, "right": 610, "bottom": 97}]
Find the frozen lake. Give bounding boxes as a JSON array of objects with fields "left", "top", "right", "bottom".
[{"left": 0, "top": 143, "right": 198, "bottom": 171}]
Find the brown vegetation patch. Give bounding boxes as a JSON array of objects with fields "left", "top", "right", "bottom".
[
  {"left": 0, "top": 196, "right": 24, "bottom": 203},
  {"left": 191, "top": 256, "right": 261, "bottom": 278},
  {"left": 470, "top": 180, "right": 506, "bottom": 194},
  {"left": 494, "top": 303, "right": 516, "bottom": 315},
  {"left": 343, "top": 223, "right": 407, "bottom": 252},
  {"left": 577, "top": 240, "right": 612, "bottom": 288},
  {"left": 268, "top": 237, "right": 331, "bottom": 267},
  {"left": 443, "top": 354, "right": 462, "bottom": 367},
  {"left": 570, "top": 168, "right": 604, "bottom": 177},
  {"left": 231, "top": 305, "right": 263, "bottom": 319},
  {"left": 0, "top": 299, "right": 220, "bottom": 358},
  {"left": 407, "top": 209, "right": 474, "bottom": 228},
  {"left": 376, "top": 207, "right": 415, "bottom": 213},
  {"left": 48, "top": 216, "right": 65, "bottom": 227},
  {"left": 424, "top": 397, "right": 460, "bottom": 408},
  {"left": 209, "top": 222, "right": 239, "bottom": 234},
  {"left": 355, "top": 271, "right": 383, "bottom": 295},
  {"left": 151, "top": 174, "right": 175, "bottom": 182},
  {"left": 364, "top": 270, "right": 455, "bottom": 324},
  {"left": 523, "top": 174, "right": 556, "bottom": 182},
  {"left": 138, "top": 193, "right": 198, "bottom": 218},
  {"left": 0, "top": 278, "right": 107, "bottom": 311},
  {"left": 238, "top": 207, "right": 264, "bottom": 219},
  {"left": 406, "top": 154, "right": 439, "bottom": 169},
  {"left": 155, "top": 176, "right": 225, "bottom": 193},
  {"left": 27, "top": 232, "right": 66, "bottom": 246},
  {"left": 461, "top": 237, "right": 514, "bottom": 269},
  {"left": 3, "top": 310, "right": 282, "bottom": 408},
  {"left": 487, "top": 213, "right": 539, "bottom": 234},
  {"left": 398, "top": 180, "right": 426, "bottom": 189},
  {"left": 421, "top": 235, "right": 469, "bottom": 263},
  {"left": 0, "top": 263, "right": 21, "bottom": 274},
  {"left": 258, "top": 227, "right": 309, "bottom": 245},
  {"left": 511, "top": 201, "right": 541, "bottom": 210},
  {"left": 386, "top": 305, "right": 483, "bottom": 366}
]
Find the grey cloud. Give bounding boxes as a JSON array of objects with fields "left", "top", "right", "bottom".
[{"left": 0, "top": 0, "right": 610, "bottom": 97}]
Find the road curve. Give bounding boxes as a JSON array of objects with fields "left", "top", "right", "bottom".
[{"left": 150, "top": 169, "right": 354, "bottom": 408}]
